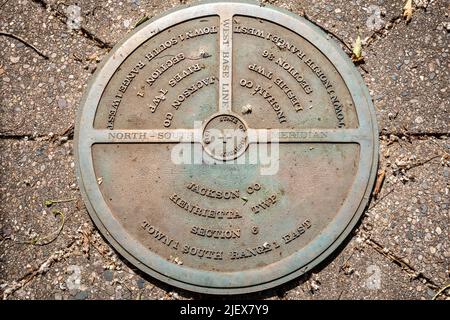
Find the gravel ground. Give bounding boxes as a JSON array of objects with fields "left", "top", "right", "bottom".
[{"left": 0, "top": 0, "right": 449, "bottom": 300}]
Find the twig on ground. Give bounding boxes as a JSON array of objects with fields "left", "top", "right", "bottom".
[
  {"left": 0, "top": 235, "right": 11, "bottom": 246},
  {"left": 32, "top": 0, "right": 113, "bottom": 49},
  {"left": 368, "top": 188, "right": 394, "bottom": 210},
  {"left": 366, "top": 238, "right": 439, "bottom": 289},
  {"left": 432, "top": 284, "right": 450, "bottom": 300},
  {"left": 339, "top": 248, "right": 356, "bottom": 274},
  {"left": 44, "top": 198, "right": 76, "bottom": 207},
  {"left": 16, "top": 210, "right": 65, "bottom": 246},
  {"left": 0, "top": 31, "right": 49, "bottom": 59},
  {"left": 407, "top": 155, "right": 441, "bottom": 171},
  {"left": 0, "top": 0, "right": 10, "bottom": 9},
  {"left": 373, "top": 168, "right": 386, "bottom": 199},
  {"left": 79, "top": 228, "right": 92, "bottom": 259}
]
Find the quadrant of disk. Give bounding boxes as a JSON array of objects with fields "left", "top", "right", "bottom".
[{"left": 92, "top": 16, "right": 221, "bottom": 130}]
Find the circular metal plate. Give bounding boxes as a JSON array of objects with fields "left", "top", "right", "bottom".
[{"left": 75, "top": 0, "right": 378, "bottom": 294}]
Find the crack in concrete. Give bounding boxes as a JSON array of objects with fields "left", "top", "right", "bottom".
[
  {"left": 0, "top": 125, "right": 74, "bottom": 142},
  {"left": 31, "top": 0, "right": 113, "bottom": 49},
  {"left": 0, "top": 133, "right": 50, "bottom": 141},
  {"left": 380, "top": 131, "right": 449, "bottom": 139}
]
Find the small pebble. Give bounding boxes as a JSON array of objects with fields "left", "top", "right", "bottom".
[
  {"left": 420, "top": 204, "right": 428, "bottom": 214},
  {"left": 103, "top": 270, "right": 113, "bottom": 281},
  {"left": 10, "top": 56, "right": 20, "bottom": 64},
  {"left": 415, "top": 116, "right": 424, "bottom": 124},
  {"left": 73, "top": 290, "right": 88, "bottom": 300},
  {"left": 58, "top": 98, "right": 67, "bottom": 108},
  {"left": 406, "top": 231, "right": 414, "bottom": 241},
  {"left": 137, "top": 277, "right": 145, "bottom": 289}
]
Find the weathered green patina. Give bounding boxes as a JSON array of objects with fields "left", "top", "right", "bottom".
[{"left": 75, "top": 0, "right": 378, "bottom": 294}]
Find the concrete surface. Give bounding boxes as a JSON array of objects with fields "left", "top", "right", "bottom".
[{"left": 0, "top": 0, "right": 448, "bottom": 300}]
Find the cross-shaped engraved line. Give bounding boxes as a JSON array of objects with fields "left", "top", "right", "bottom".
[{"left": 218, "top": 133, "right": 233, "bottom": 144}]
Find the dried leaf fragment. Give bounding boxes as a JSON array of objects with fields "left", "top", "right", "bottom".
[
  {"left": 403, "top": 0, "right": 413, "bottom": 23},
  {"left": 87, "top": 52, "right": 101, "bottom": 63},
  {"left": 351, "top": 35, "right": 364, "bottom": 62},
  {"left": 134, "top": 15, "right": 149, "bottom": 29},
  {"left": 80, "top": 228, "right": 92, "bottom": 259}
]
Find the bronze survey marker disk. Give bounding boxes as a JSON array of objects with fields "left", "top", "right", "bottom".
[{"left": 75, "top": 1, "right": 379, "bottom": 294}]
